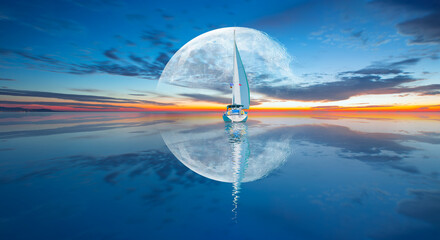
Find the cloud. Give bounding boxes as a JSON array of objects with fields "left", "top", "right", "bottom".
[
  {"left": 388, "top": 84, "right": 440, "bottom": 95},
  {"left": 69, "top": 88, "right": 103, "bottom": 93},
  {"left": 70, "top": 61, "right": 144, "bottom": 77},
  {"left": 180, "top": 93, "right": 230, "bottom": 104},
  {"left": 301, "top": 72, "right": 330, "bottom": 79},
  {"left": 0, "top": 88, "right": 132, "bottom": 103},
  {"left": 389, "top": 164, "right": 420, "bottom": 174},
  {"left": 350, "top": 30, "right": 368, "bottom": 45},
  {"left": 69, "top": 54, "right": 170, "bottom": 79},
  {"left": 372, "top": 0, "right": 440, "bottom": 44},
  {"left": 125, "top": 40, "right": 136, "bottom": 46},
  {"left": 114, "top": 35, "right": 137, "bottom": 46},
  {"left": 422, "top": 90, "right": 440, "bottom": 95},
  {"left": 0, "top": 48, "right": 60, "bottom": 65},
  {"left": 419, "top": 131, "right": 440, "bottom": 137},
  {"left": 374, "top": 38, "right": 391, "bottom": 46},
  {"left": 398, "top": 13, "right": 440, "bottom": 44},
  {"left": 373, "top": 0, "right": 440, "bottom": 11},
  {"left": 162, "top": 14, "right": 174, "bottom": 21},
  {"left": 180, "top": 93, "right": 267, "bottom": 106},
  {"left": 0, "top": 4, "right": 176, "bottom": 80},
  {"left": 139, "top": 99, "right": 174, "bottom": 106},
  {"left": 129, "top": 54, "right": 148, "bottom": 65},
  {"left": 254, "top": 56, "right": 439, "bottom": 101},
  {"left": 0, "top": 78, "right": 15, "bottom": 81},
  {"left": 140, "top": 27, "right": 179, "bottom": 55},
  {"left": 129, "top": 93, "right": 146, "bottom": 96},
  {"left": 308, "top": 26, "right": 377, "bottom": 49},
  {"left": 0, "top": 44, "right": 171, "bottom": 80},
  {"left": 0, "top": 88, "right": 174, "bottom": 106},
  {"left": 390, "top": 57, "right": 421, "bottom": 67},
  {"left": 126, "top": 53, "right": 171, "bottom": 79},
  {"left": 68, "top": 51, "right": 171, "bottom": 79},
  {"left": 141, "top": 29, "right": 172, "bottom": 48},
  {"left": 255, "top": 75, "right": 420, "bottom": 101},
  {"left": 103, "top": 48, "right": 120, "bottom": 60},
  {"left": 341, "top": 58, "right": 420, "bottom": 75},
  {"left": 345, "top": 68, "right": 403, "bottom": 75},
  {"left": 0, "top": 100, "right": 144, "bottom": 110}
]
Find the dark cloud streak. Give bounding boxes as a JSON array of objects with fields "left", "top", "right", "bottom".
[
  {"left": 103, "top": 48, "right": 120, "bottom": 60},
  {"left": 180, "top": 93, "right": 230, "bottom": 104},
  {"left": 0, "top": 78, "right": 16, "bottom": 81},
  {"left": 0, "top": 100, "right": 144, "bottom": 110},
  {"left": 398, "top": 189, "right": 440, "bottom": 225},
  {"left": 0, "top": 88, "right": 174, "bottom": 106},
  {"left": 255, "top": 75, "right": 424, "bottom": 101},
  {"left": 372, "top": 0, "right": 440, "bottom": 44}
]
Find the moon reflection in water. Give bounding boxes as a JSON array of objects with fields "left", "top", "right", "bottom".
[{"left": 161, "top": 119, "right": 291, "bottom": 221}]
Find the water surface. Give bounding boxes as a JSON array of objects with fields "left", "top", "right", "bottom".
[{"left": 0, "top": 112, "right": 439, "bottom": 239}]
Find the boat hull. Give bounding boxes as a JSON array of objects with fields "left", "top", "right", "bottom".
[{"left": 223, "top": 113, "right": 248, "bottom": 123}]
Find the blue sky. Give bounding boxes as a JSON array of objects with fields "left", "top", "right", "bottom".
[{"left": 0, "top": 0, "right": 439, "bottom": 111}]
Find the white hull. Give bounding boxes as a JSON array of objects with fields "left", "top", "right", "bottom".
[{"left": 223, "top": 113, "right": 248, "bottom": 123}]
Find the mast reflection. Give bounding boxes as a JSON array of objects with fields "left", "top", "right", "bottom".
[{"left": 225, "top": 122, "right": 250, "bottom": 222}]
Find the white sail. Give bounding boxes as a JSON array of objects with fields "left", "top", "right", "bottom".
[{"left": 232, "top": 32, "right": 250, "bottom": 109}]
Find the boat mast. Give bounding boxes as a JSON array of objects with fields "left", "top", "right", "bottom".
[
  {"left": 232, "top": 30, "right": 236, "bottom": 105},
  {"left": 232, "top": 29, "right": 242, "bottom": 107}
]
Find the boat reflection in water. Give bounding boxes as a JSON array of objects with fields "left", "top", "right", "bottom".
[
  {"left": 225, "top": 123, "right": 250, "bottom": 221},
  {"left": 161, "top": 117, "right": 290, "bottom": 221}
]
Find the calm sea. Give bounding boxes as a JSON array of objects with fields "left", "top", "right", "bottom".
[{"left": 0, "top": 112, "right": 439, "bottom": 240}]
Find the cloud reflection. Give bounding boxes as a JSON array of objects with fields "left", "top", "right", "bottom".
[
  {"left": 0, "top": 113, "right": 439, "bottom": 239},
  {"left": 0, "top": 149, "right": 216, "bottom": 207},
  {"left": 398, "top": 189, "right": 440, "bottom": 225},
  {"left": 262, "top": 124, "right": 440, "bottom": 173}
]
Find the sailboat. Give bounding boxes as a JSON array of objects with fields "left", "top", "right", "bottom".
[{"left": 223, "top": 30, "right": 250, "bottom": 123}]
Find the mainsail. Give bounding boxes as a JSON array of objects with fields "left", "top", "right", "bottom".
[{"left": 232, "top": 31, "right": 250, "bottom": 109}]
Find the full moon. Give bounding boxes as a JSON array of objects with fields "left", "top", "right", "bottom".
[
  {"left": 158, "top": 27, "right": 294, "bottom": 183},
  {"left": 157, "top": 27, "right": 295, "bottom": 97}
]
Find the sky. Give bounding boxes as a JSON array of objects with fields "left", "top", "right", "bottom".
[{"left": 0, "top": 0, "right": 439, "bottom": 112}]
